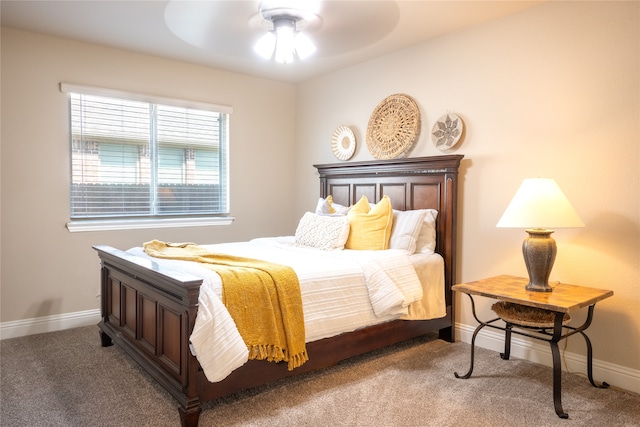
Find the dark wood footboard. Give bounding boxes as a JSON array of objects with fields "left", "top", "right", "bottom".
[
  {"left": 95, "top": 155, "right": 463, "bottom": 427},
  {"left": 94, "top": 245, "right": 204, "bottom": 424}
]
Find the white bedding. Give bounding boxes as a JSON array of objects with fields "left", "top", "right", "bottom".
[{"left": 127, "top": 236, "right": 445, "bottom": 382}]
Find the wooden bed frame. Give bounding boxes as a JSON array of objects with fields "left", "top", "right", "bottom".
[{"left": 94, "top": 154, "right": 463, "bottom": 427}]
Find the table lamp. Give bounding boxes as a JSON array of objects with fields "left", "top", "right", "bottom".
[{"left": 496, "top": 178, "right": 585, "bottom": 292}]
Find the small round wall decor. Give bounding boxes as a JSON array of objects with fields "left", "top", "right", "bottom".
[
  {"left": 366, "top": 94, "right": 420, "bottom": 159},
  {"left": 331, "top": 125, "right": 356, "bottom": 160},
  {"left": 431, "top": 113, "right": 463, "bottom": 151}
]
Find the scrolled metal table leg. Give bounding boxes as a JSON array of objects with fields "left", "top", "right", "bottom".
[
  {"left": 579, "top": 330, "right": 610, "bottom": 389},
  {"left": 550, "top": 340, "right": 569, "bottom": 419},
  {"left": 550, "top": 312, "right": 569, "bottom": 418},
  {"left": 455, "top": 321, "right": 485, "bottom": 379},
  {"left": 579, "top": 305, "right": 610, "bottom": 389},
  {"left": 455, "top": 294, "right": 484, "bottom": 379}
]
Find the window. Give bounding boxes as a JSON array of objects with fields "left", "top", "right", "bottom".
[{"left": 62, "top": 83, "right": 232, "bottom": 231}]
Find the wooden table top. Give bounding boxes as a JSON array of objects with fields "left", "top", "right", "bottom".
[{"left": 452, "top": 275, "right": 614, "bottom": 313}]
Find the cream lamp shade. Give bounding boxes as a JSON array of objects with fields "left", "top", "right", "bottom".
[
  {"left": 497, "top": 178, "right": 584, "bottom": 292},
  {"left": 497, "top": 178, "right": 585, "bottom": 229}
]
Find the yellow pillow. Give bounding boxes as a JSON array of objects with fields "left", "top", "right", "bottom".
[{"left": 345, "top": 195, "right": 393, "bottom": 250}]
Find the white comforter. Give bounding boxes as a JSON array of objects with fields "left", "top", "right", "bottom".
[{"left": 127, "top": 236, "right": 445, "bottom": 382}]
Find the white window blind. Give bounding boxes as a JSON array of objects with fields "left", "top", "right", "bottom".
[{"left": 62, "top": 84, "right": 231, "bottom": 223}]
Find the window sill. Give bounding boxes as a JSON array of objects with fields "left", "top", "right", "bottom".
[{"left": 66, "top": 216, "right": 235, "bottom": 233}]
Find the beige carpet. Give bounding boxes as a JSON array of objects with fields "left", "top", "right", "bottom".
[{"left": 1, "top": 326, "right": 639, "bottom": 426}]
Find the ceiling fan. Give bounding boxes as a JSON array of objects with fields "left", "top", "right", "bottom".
[
  {"left": 163, "top": 0, "right": 401, "bottom": 71},
  {"left": 253, "top": 0, "right": 322, "bottom": 64}
]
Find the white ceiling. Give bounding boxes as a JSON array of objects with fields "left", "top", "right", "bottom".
[{"left": 1, "top": 0, "right": 544, "bottom": 83}]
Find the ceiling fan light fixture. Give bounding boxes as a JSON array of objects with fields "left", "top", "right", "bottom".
[{"left": 253, "top": 2, "right": 319, "bottom": 64}]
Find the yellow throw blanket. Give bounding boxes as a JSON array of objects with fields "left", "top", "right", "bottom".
[{"left": 143, "top": 240, "right": 308, "bottom": 371}]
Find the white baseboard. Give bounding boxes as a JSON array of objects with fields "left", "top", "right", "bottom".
[
  {"left": 2, "top": 312, "right": 638, "bottom": 395},
  {"left": 455, "top": 322, "right": 640, "bottom": 395},
  {"left": 0, "top": 309, "right": 101, "bottom": 340}
]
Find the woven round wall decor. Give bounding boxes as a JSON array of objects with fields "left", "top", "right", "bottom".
[
  {"left": 331, "top": 125, "right": 356, "bottom": 160},
  {"left": 366, "top": 94, "right": 421, "bottom": 160}
]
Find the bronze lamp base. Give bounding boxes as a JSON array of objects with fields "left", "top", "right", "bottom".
[{"left": 522, "top": 228, "right": 557, "bottom": 292}]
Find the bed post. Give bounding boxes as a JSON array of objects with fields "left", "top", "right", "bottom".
[
  {"left": 179, "top": 286, "right": 203, "bottom": 427},
  {"left": 179, "top": 405, "right": 201, "bottom": 427},
  {"left": 439, "top": 162, "right": 461, "bottom": 343}
]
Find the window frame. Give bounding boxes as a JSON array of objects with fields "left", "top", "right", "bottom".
[{"left": 61, "top": 83, "right": 234, "bottom": 232}]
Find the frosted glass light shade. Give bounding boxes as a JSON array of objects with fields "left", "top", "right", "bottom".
[
  {"left": 497, "top": 178, "right": 585, "bottom": 230},
  {"left": 254, "top": 32, "right": 277, "bottom": 59},
  {"left": 294, "top": 33, "right": 316, "bottom": 59},
  {"left": 253, "top": 16, "right": 316, "bottom": 64}
]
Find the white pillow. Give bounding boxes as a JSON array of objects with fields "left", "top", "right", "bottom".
[
  {"left": 315, "top": 197, "right": 333, "bottom": 215},
  {"left": 332, "top": 202, "right": 350, "bottom": 215},
  {"left": 315, "top": 196, "right": 350, "bottom": 216},
  {"left": 415, "top": 209, "right": 438, "bottom": 254},
  {"left": 295, "top": 212, "right": 350, "bottom": 250},
  {"left": 388, "top": 209, "right": 428, "bottom": 253}
]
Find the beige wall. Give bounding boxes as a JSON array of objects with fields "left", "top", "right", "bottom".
[
  {"left": 295, "top": 1, "right": 639, "bottom": 380},
  {"left": 1, "top": 28, "right": 297, "bottom": 322},
  {"left": 1, "top": 1, "right": 638, "bottom": 391}
]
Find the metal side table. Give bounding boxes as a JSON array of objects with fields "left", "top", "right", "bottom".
[{"left": 452, "top": 275, "right": 613, "bottom": 419}]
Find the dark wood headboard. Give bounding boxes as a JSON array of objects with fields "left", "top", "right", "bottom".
[{"left": 313, "top": 155, "right": 464, "bottom": 309}]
